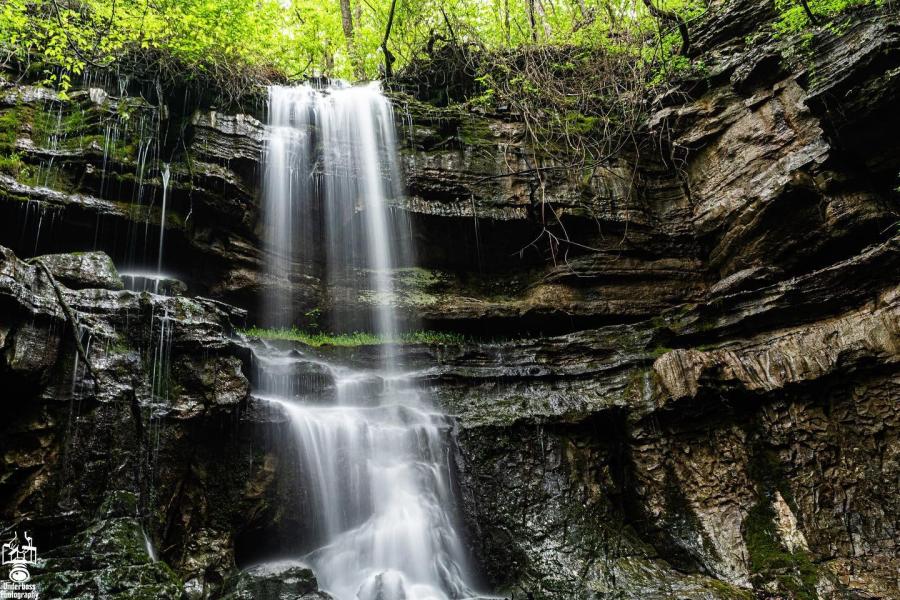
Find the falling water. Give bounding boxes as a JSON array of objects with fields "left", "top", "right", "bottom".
[
  {"left": 257, "top": 83, "right": 477, "bottom": 600},
  {"left": 157, "top": 163, "right": 170, "bottom": 274},
  {"left": 142, "top": 528, "right": 158, "bottom": 562}
]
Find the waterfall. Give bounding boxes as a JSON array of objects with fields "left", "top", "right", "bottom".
[{"left": 257, "top": 83, "right": 478, "bottom": 600}]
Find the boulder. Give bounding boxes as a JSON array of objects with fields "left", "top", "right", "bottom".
[
  {"left": 220, "top": 560, "right": 331, "bottom": 600},
  {"left": 35, "top": 251, "right": 123, "bottom": 291}
]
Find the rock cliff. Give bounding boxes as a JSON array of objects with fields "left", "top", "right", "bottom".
[{"left": 0, "top": 0, "right": 898, "bottom": 598}]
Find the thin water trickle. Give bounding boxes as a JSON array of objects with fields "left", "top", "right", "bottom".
[
  {"left": 143, "top": 528, "right": 158, "bottom": 562},
  {"left": 157, "top": 163, "right": 170, "bottom": 274},
  {"left": 120, "top": 271, "right": 178, "bottom": 295},
  {"left": 33, "top": 207, "right": 45, "bottom": 255},
  {"left": 257, "top": 83, "right": 478, "bottom": 600},
  {"left": 100, "top": 122, "right": 115, "bottom": 198}
]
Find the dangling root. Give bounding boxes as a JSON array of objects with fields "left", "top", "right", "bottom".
[{"left": 29, "top": 258, "right": 102, "bottom": 387}]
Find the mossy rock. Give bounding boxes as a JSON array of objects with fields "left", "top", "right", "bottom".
[
  {"left": 743, "top": 500, "right": 818, "bottom": 599},
  {"left": 74, "top": 518, "right": 151, "bottom": 566},
  {"left": 34, "top": 563, "right": 182, "bottom": 600},
  {"left": 33, "top": 509, "right": 182, "bottom": 600},
  {"left": 220, "top": 560, "right": 329, "bottom": 600},
  {"left": 98, "top": 490, "right": 139, "bottom": 518}
]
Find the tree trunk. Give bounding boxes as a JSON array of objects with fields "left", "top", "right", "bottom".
[
  {"left": 535, "top": 0, "right": 552, "bottom": 38},
  {"left": 339, "top": 0, "right": 364, "bottom": 77},
  {"left": 576, "top": 0, "right": 588, "bottom": 19},
  {"left": 381, "top": 0, "right": 398, "bottom": 78},
  {"left": 504, "top": 0, "right": 511, "bottom": 44},
  {"left": 528, "top": 0, "right": 538, "bottom": 42},
  {"left": 339, "top": 0, "right": 354, "bottom": 48}
]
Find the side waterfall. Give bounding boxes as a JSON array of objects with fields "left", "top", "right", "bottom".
[
  {"left": 256, "top": 83, "right": 478, "bottom": 600},
  {"left": 157, "top": 162, "right": 170, "bottom": 275}
]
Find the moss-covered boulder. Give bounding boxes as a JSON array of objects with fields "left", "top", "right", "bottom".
[
  {"left": 220, "top": 560, "right": 331, "bottom": 600},
  {"left": 32, "top": 492, "right": 182, "bottom": 600}
]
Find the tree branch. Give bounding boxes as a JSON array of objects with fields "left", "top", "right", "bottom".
[
  {"left": 642, "top": 0, "right": 690, "bottom": 55},
  {"left": 30, "top": 258, "right": 101, "bottom": 387},
  {"left": 798, "top": 0, "right": 819, "bottom": 24}
]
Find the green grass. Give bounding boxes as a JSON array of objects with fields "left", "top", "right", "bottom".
[
  {"left": 0, "top": 152, "right": 26, "bottom": 177},
  {"left": 240, "top": 326, "right": 468, "bottom": 347}
]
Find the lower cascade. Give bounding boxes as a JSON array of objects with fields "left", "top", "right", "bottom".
[{"left": 255, "top": 83, "right": 478, "bottom": 600}]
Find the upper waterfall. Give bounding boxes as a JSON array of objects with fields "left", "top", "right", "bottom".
[{"left": 262, "top": 82, "right": 410, "bottom": 343}]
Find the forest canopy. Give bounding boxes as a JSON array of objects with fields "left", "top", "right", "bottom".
[{"left": 0, "top": 0, "right": 877, "bottom": 96}]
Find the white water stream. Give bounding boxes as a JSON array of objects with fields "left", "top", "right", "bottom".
[
  {"left": 157, "top": 162, "right": 170, "bottom": 274},
  {"left": 257, "top": 83, "right": 477, "bottom": 600}
]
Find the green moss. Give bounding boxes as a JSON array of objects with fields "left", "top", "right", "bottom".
[
  {"left": 26, "top": 103, "right": 103, "bottom": 153},
  {"left": 0, "top": 107, "right": 29, "bottom": 152},
  {"left": 19, "top": 161, "right": 72, "bottom": 191},
  {"left": 561, "top": 111, "right": 599, "bottom": 136},
  {"left": 648, "top": 303, "right": 699, "bottom": 336},
  {"left": 457, "top": 117, "right": 496, "bottom": 147},
  {"left": 744, "top": 440, "right": 818, "bottom": 598},
  {"left": 395, "top": 267, "right": 442, "bottom": 287},
  {"left": 0, "top": 187, "right": 31, "bottom": 203},
  {"left": 99, "top": 490, "right": 139, "bottom": 518},
  {"left": 166, "top": 211, "right": 185, "bottom": 229},
  {"left": 744, "top": 500, "right": 819, "bottom": 598},
  {"left": 705, "top": 578, "right": 755, "bottom": 600},
  {"left": 650, "top": 345, "right": 672, "bottom": 358},
  {"left": 747, "top": 443, "right": 800, "bottom": 513},
  {"left": 107, "top": 339, "right": 131, "bottom": 355},
  {"left": 241, "top": 326, "right": 468, "bottom": 347}
]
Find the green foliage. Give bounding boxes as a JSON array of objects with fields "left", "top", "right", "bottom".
[
  {"left": 1, "top": 0, "right": 882, "bottom": 98},
  {"left": 1, "top": 0, "right": 297, "bottom": 96},
  {"left": 1, "top": 0, "right": 709, "bottom": 91},
  {"left": 241, "top": 326, "right": 468, "bottom": 347},
  {"left": 774, "top": 0, "right": 876, "bottom": 36}
]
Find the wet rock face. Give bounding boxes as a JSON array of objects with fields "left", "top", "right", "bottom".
[
  {"left": 655, "top": 9, "right": 899, "bottom": 280},
  {"left": 456, "top": 420, "right": 756, "bottom": 600},
  {"left": 414, "top": 4, "right": 897, "bottom": 597},
  {"left": 435, "top": 288, "right": 898, "bottom": 597},
  {"left": 628, "top": 373, "right": 900, "bottom": 599},
  {"left": 0, "top": 243, "right": 292, "bottom": 598},
  {"left": 35, "top": 251, "right": 124, "bottom": 290}
]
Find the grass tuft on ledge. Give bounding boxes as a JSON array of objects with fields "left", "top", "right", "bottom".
[{"left": 240, "top": 326, "right": 468, "bottom": 347}]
